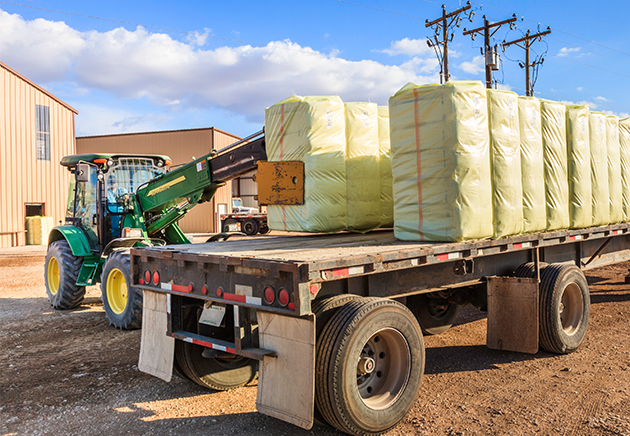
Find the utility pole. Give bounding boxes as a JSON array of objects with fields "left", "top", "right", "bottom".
[
  {"left": 502, "top": 27, "right": 551, "bottom": 96},
  {"left": 463, "top": 14, "right": 517, "bottom": 89},
  {"left": 425, "top": 1, "right": 474, "bottom": 83}
]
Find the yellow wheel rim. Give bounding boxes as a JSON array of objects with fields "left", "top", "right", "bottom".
[
  {"left": 106, "top": 268, "right": 128, "bottom": 315},
  {"left": 47, "top": 257, "right": 60, "bottom": 295}
]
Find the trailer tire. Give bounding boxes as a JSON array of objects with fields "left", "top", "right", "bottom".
[
  {"left": 312, "top": 294, "right": 361, "bottom": 338},
  {"left": 514, "top": 261, "right": 548, "bottom": 278},
  {"left": 539, "top": 263, "right": 590, "bottom": 354},
  {"left": 100, "top": 251, "right": 143, "bottom": 330},
  {"left": 242, "top": 219, "right": 259, "bottom": 236},
  {"left": 222, "top": 219, "right": 238, "bottom": 233},
  {"left": 407, "top": 293, "right": 459, "bottom": 335},
  {"left": 258, "top": 225, "right": 270, "bottom": 234},
  {"left": 45, "top": 240, "right": 86, "bottom": 309},
  {"left": 316, "top": 298, "right": 424, "bottom": 436},
  {"left": 178, "top": 306, "right": 258, "bottom": 391}
]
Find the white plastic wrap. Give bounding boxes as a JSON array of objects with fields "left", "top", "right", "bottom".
[
  {"left": 378, "top": 106, "right": 394, "bottom": 228},
  {"left": 590, "top": 112, "right": 609, "bottom": 226},
  {"left": 264, "top": 95, "right": 347, "bottom": 232},
  {"left": 566, "top": 104, "right": 592, "bottom": 229},
  {"left": 541, "top": 100, "right": 569, "bottom": 231},
  {"left": 619, "top": 117, "right": 630, "bottom": 222},
  {"left": 518, "top": 97, "right": 546, "bottom": 233},
  {"left": 345, "top": 102, "right": 381, "bottom": 232},
  {"left": 607, "top": 114, "right": 623, "bottom": 223},
  {"left": 487, "top": 89, "right": 523, "bottom": 238},
  {"left": 389, "top": 81, "right": 492, "bottom": 242}
]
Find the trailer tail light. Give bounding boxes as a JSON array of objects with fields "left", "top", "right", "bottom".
[
  {"left": 153, "top": 271, "right": 160, "bottom": 285},
  {"left": 264, "top": 286, "right": 275, "bottom": 304},
  {"left": 278, "top": 288, "right": 289, "bottom": 307},
  {"left": 144, "top": 270, "right": 151, "bottom": 284}
]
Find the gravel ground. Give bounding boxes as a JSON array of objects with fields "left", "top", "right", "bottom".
[{"left": 1, "top": 255, "right": 630, "bottom": 436}]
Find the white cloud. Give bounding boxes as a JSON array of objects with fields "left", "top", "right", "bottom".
[
  {"left": 378, "top": 38, "right": 432, "bottom": 57},
  {"left": 186, "top": 28, "right": 211, "bottom": 46},
  {"left": 0, "top": 11, "right": 438, "bottom": 126},
  {"left": 577, "top": 87, "right": 583, "bottom": 92},
  {"left": 595, "top": 96, "right": 610, "bottom": 102},
  {"left": 558, "top": 47, "right": 580, "bottom": 57},
  {"left": 459, "top": 55, "right": 484, "bottom": 75},
  {"left": 496, "top": 83, "right": 512, "bottom": 91}
]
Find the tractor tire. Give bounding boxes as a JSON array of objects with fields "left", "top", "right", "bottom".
[
  {"left": 407, "top": 293, "right": 459, "bottom": 336},
  {"left": 242, "top": 219, "right": 259, "bottom": 236},
  {"left": 315, "top": 298, "right": 424, "bottom": 436},
  {"left": 44, "top": 240, "right": 86, "bottom": 309},
  {"left": 222, "top": 219, "right": 238, "bottom": 233},
  {"left": 177, "top": 306, "right": 258, "bottom": 391},
  {"left": 539, "top": 263, "right": 590, "bottom": 354},
  {"left": 100, "top": 251, "right": 143, "bottom": 330}
]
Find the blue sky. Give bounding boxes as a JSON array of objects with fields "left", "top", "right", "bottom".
[{"left": 1, "top": 0, "right": 629, "bottom": 138}]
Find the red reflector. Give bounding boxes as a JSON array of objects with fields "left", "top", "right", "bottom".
[
  {"left": 216, "top": 287, "right": 223, "bottom": 297},
  {"left": 264, "top": 286, "right": 275, "bottom": 304},
  {"left": 310, "top": 284, "right": 318, "bottom": 295},
  {"left": 188, "top": 283, "right": 194, "bottom": 293},
  {"left": 202, "top": 285, "right": 208, "bottom": 295},
  {"left": 153, "top": 271, "right": 160, "bottom": 285},
  {"left": 138, "top": 278, "right": 145, "bottom": 285},
  {"left": 278, "top": 288, "right": 289, "bottom": 306},
  {"left": 144, "top": 270, "right": 151, "bottom": 283},
  {"left": 288, "top": 302, "right": 295, "bottom": 311}
]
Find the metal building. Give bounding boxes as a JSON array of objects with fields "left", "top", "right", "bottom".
[
  {"left": 0, "top": 62, "right": 78, "bottom": 248},
  {"left": 76, "top": 128, "right": 240, "bottom": 234}
]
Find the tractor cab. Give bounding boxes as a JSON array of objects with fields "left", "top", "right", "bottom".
[{"left": 61, "top": 153, "right": 171, "bottom": 253}]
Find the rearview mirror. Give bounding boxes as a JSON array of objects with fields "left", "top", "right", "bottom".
[{"left": 76, "top": 163, "right": 90, "bottom": 182}]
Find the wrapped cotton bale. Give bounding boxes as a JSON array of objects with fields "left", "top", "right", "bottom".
[
  {"left": 265, "top": 95, "right": 347, "bottom": 232},
  {"left": 619, "top": 117, "right": 630, "bottom": 221},
  {"left": 345, "top": 102, "right": 381, "bottom": 232},
  {"left": 487, "top": 89, "right": 523, "bottom": 238},
  {"left": 518, "top": 97, "right": 546, "bottom": 233},
  {"left": 590, "top": 112, "right": 609, "bottom": 226},
  {"left": 541, "top": 100, "right": 569, "bottom": 231},
  {"left": 389, "top": 81, "right": 492, "bottom": 242},
  {"left": 607, "top": 115, "right": 623, "bottom": 223},
  {"left": 378, "top": 106, "right": 394, "bottom": 228},
  {"left": 566, "top": 104, "right": 592, "bottom": 229}
]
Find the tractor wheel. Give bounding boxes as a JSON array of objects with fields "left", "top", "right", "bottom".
[
  {"left": 100, "top": 251, "right": 143, "bottom": 330},
  {"left": 44, "top": 240, "right": 86, "bottom": 309},
  {"left": 316, "top": 298, "right": 424, "bottom": 435},
  {"left": 176, "top": 306, "right": 258, "bottom": 391},
  {"left": 242, "top": 219, "right": 259, "bottom": 236},
  {"left": 407, "top": 293, "right": 459, "bottom": 336}
]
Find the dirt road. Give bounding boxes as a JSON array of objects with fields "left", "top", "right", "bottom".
[{"left": 1, "top": 255, "right": 629, "bottom": 436}]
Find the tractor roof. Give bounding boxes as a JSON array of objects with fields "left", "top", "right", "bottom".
[{"left": 60, "top": 153, "right": 172, "bottom": 167}]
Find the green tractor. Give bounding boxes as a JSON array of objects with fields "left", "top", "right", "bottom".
[{"left": 44, "top": 133, "right": 267, "bottom": 329}]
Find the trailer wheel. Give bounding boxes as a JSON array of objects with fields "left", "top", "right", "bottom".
[
  {"left": 242, "top": 219, "right": 259, "bottom": 236},
  {"left": 45, "top": 240, "right": 86, "bottom": 309},
  {"left": 177, "top": 306, "right": 258, "bottom": 391},
  {"left": 100, "top": 251, "right": 143, "bottom": 330},
  {"left": 539, "top": 263, "right": 590, "bottom": 354},
  {"left": 222, "top": 219, "right": 238, "bottom": 233},
  {"left": 407, "top": 293, "right": 459, "bottom": 335},
  {"left": 316, "top": 298, "right": 424, "bottom": 435},
  {"left": 258, "top": 225, "right": 270, "bottom": 234},
  {"left": 312, "top": 294, "right": 361, "bottom": 337},
  {"left": 514, "top": 261, "right": 548, "bottom": 278}
]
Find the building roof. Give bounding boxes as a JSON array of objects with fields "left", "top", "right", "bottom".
[
  {"left": 0, "top": 62, "right": 79, "bottom": 115},
  {"left": 77, "top": 126, "right": 241, "bottom": 140}
]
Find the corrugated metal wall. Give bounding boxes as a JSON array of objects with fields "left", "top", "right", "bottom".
[
  {"left": 233, "top": 170, "right": 259, "bottom": 209},
  {"left": 76, "top": 128, "right": 240, "bottom": 234},
  {"left": 0, "top": 64, "right": 77, "bottom": 248}
]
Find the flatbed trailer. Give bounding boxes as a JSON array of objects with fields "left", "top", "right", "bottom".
[{"left": 131, "top": 223, "right": 630, "bottom": 435}]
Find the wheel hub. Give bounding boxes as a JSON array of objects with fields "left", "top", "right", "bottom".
[
  {"left": 560, "top": 283, "right": 583, "bottom": 335},
  {"left": 47, "top": 257, "right": 60, "bottom": 295},
  {"left": 106, "top": 268, "right": 128, "bottom": 315},
  {"left": 357, "top": 357, "right": 376, "bottom": 375}
]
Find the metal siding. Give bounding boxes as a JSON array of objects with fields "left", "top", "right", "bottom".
[
  {"left": 76, "top": 128, "right": 240, "bottom": 234},
  {"left": 233, "top": 171, "right": 259, "bottom": 209},
  {"left": 0, "top": 67, "right": 75, "bottom": 247}
]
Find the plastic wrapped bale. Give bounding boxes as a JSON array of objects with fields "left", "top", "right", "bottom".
[
  {"left": 590, "top": 112, "right": 609, "bottom": 226},
  {"left": 378, "top": 106, "right": 394, "bottom": 228},
  {"left": 566, "top": 104, "right": 592, "bottom": 229},
  {"left": 264, "top": 95, "right": 347, "bottom": 232},
  {"left": 620, "top": 117, "right": 630, "bottom": 221},
  {"left": 607, "top": 115, "right": 623, "bottom": 224},
  {"left": 518, "top": 97, "right": 546, "bottom": 233},
  {"left": 487, "top": 89, "right": 523, "bottom": 238},
  {"left": 345, "top": 102, "right": 381, "bottom": 232},
  {"left": 388, "top": 81, "right": 492, "bottom": 242},
  {"left": 541, "top": 100, "right": 569, "bottom": 231}
]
